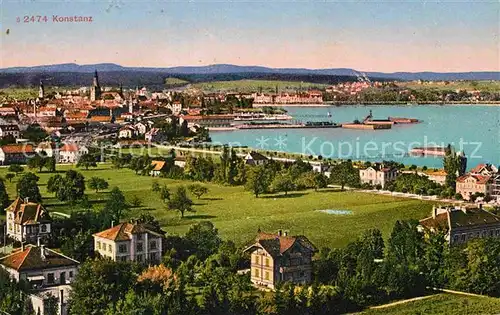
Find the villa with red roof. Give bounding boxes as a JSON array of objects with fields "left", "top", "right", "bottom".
[
  {"left": 5, "top": 198, "right": 52, "bottom": 244},
  {"left": 93, "top": 223, "right": 164, "bottom": 263},
  {"left": 244, "top": 230, "right": 317, "bottom": 289},
  {"left": 456, "top": 174, "right": 493, "bottom": 200},
  {"left": 0, "top": 245, "right": 79, "bottom": 315},
  {"left": 58, "top": 143, "right": 89, "bottom": 164}
]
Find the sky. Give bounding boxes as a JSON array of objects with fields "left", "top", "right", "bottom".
[{"left": 0, "top": 0, "right": 498, "bottom": 72}]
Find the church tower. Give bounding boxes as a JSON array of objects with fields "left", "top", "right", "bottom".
[
  {"left": 90, "top": 70, "right": 101, "bottom": 101},
  {"left": 38, "top": 80, "right": 44, "bottom": 99}
]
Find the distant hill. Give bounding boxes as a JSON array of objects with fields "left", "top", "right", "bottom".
[{"left": 0, "top": 63, "right": 498, "bottom": 88}]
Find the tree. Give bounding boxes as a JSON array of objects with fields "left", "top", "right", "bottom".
[
  {"left": 244, "top": 165, "right": 270, "bottom": 197},
  {"left": 5, "top": 173, "right": 15, "bottom": 183},
  {"left": 69, "top": 259, "right": 138, "bottom": 315},
  {"left": 22, "top": 124, "right": 48, "bottom": 142},
  {"left": 185, "top": 221, "right": 222, "bottom": 260},
  {"left": 77, "top": 153, "right": 97, "bottom": 170},
  {"left": 8, "top": 164, "right": 23, "bottom": 174},
  {"left": 151, "top": 180, "right": 160, "bottom": 193},
  {"left": 159, "top": 185, "right": 170, "bottom": 203},
  {"left": 47, "top": 174, "right": 63, "bottom": 195},
  {"left": 270, "top": 172, "right": 295, "bottom": 196},
  {"left": 42, "top": 293, "right": 59, "bottom": 315},
  {"left": 188, "top": 183, "right": 209, "bottom": 199},
  {"left": 103, "top": 187, "right": 129, "bottom": 223},
  {"left": 329, "top": 161, "right": 360, "bottom": 190},
  {"left": 16, "top": 172, "right": 42, "bottom": 202},
  {"left": 27, "top": 154, "right": 46, "bottom": 172},
  {"left": 443, "top": 144, "right": 467, "bottom": 190},
  {"left": 45, "top": 156, "right": 56, "bottom": 172},
  {"left": 53, "top": 170, "right": 86, "bottom": 203},
  {"left": 0, "top": 178, "right": 8, "bottom": 212},
  {"left": 167, "top": 186, "right": 194, "bottom": 218},
  {"left": 88, "top": 177, "right": 109, "bottom": 193}
]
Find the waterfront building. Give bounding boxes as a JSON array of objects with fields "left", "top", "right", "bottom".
[
  {"left": 93, "top": 223, "right": 164, "bottom": 263},
  {"left": 244, "top": 230, "right": 317, "bottom": 289},
  {"left": 456, "top": 174, "right": 493, "bottom": 200},
  {"left": 359, "top": 164, "right": 397, "bottom": 188},
  {"left": 179, "top": 114, "right": 234, "bottom": 129},
  {"left": 5, "top": 198, "right": 52, "bottom": 244},
  {"left": 419, "top": 205, "right": 500, "bottom": 246},
  {"left": 244, "top": 151, "right": 268, "bottom": 166},
  {"left": 469, "top": 163, "right": 498, "bottom": 176}
]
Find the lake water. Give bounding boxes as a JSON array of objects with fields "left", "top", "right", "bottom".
[{"left": 211, "top": 105, "right": 500, "bottom": 169}]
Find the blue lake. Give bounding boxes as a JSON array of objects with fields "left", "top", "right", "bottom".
[{"left": 211, "top": 105, "right": 500, "bottom": 169}]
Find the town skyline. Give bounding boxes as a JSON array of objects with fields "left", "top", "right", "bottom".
[{"left": 1, "top": 1, "right": 498, "bottom": 72}]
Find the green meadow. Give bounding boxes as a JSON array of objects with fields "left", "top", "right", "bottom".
[
  {"left": 363, "top": 293, "right": 500, "bottom": 315},
  {"left": 0, "top": 164, "right": 434, "bottom": 248}
]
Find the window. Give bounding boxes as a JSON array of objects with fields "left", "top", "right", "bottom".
[
  {"left": 461, "top": 234, "right": 466, "bottom": 242},
  {"left": 149, "top": 253, "right": 157, "bottom": 261},
  {"left": 264, "top": 271, "right": 270, "bottom": 280},
  {"left": 137, "top": 234, "right": 143, "bottom": 240},
  {"left": 150, "top": 240, "right": 157, "bottom": 250},
  {"left": 482, "top": 230, "right": 487, "bottom": 237},
  {"left": 254, "top": 268, "right": 259, "bottom": 277},
  {"left": 96, "top": 241, "right": 101, "bottom": 250},
  {"left": 265, "top": 258, "right": 270, "bottom": 267},
  {"left": 496, "top": 230, "right": 500, "bottom": 236},
  {"left": 47, "top": 273, "right": 54, "bottom": 284},
  {"left": 69, "top": 271, "right": 73, "bottom": 278},
  {"left": 137, "top": 243, "right": 143, "bottom": 252},
  {"left": 119, "top": 244, "right": 127, "bottom": 253},
  {"left": 137, "top": 254, "right": 143, "bottom": 262},
  {"left": 108, "top": 244, "right": 112, "bottom": 252},
  {"left": 41, "top": 224, "right": 47, "bottom": 233},
  {"left": 120, "top": 256, "right": 127, "bottom": 262},
  {"left": 254, "top": 255, "right": 260, "bottom": 264}
]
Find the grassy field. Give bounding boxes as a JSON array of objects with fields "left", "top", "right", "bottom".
[
  {"left": 397, "top": 80, "right": 500, "bottom": 93},
  {"left": 0, "top": 164, "right": 434, "bottom": 248},
  {"left": 192, "top": 80, "right": 328, "bottom": 93},
  {"left": 364, "top": 293, "right": 500, "bottom": 315}
]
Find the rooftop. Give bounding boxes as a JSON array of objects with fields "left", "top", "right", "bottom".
[
  {"left": 0, "top": 245, "right": 79, "bottom": 272},
  {"left": 93, "top": 222, "right": 164, "bottom": 241}
]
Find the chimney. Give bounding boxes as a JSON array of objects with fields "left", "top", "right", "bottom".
[
  {"left": 277, "top": 230, "right": 282, "bottom": 236},
  {"left": 432, "top": 206, "right": 437, "bottom": 219},
  {"left": 60, "top": 289, "right": 64, "bottom": 315},
  {"left": 479, "top": 203, "right": 483, "bottom": 210},
  {"left": 24, "top": 197, "right": 29, "bottom": 204},
  {"left": 40, "top": 245, "right": 46, "bottom": 260},
  {"left": 111, "top": 221, "right": 115, "bottom": 228},
  {"left": 283, "top": 231, "right": 288, "bottom": 237}
]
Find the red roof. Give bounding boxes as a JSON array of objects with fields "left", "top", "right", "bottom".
[
  {"left": 60, "top": 143, "right": 79, "bottom": 152},
  {"left": 93, "top": 223, "right": 163, "bottom": 241},
  {"left": 457, "top": 174, "right": 491, "bottom": 185},
  {"left": 0, "top": 245, "right": 79, "bottom": 271},
  {"left": 1, "top": 144, "right": 34, "bottom": 154}
]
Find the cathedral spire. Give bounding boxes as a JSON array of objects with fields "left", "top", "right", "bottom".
[{"left": 38, "top": 80, "right": 44, "bottom": 99}]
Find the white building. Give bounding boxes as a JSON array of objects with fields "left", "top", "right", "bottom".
[
  {"left": 134, "top": 122, "right": 148, "bottom": 135},
  {"left": 359, "top": 165, "right": 398, "bottom": 188},
  {"left": 244, "top": 151, "right": 268, "bottom": 166},
  {"left": 93, "top": 223, "right": 164, "bottom": 264},
  {"left": 0, "top": 124, "right": 20, "bottom": 139},
  {"left": 36, "top": 141, "right": 59, "bottom": 159},
  {"left": 118, "top": 126, "right": 136, "bottom": 139},
  {"left": 167, "top": 101, "right": 182, "bottom": 115},
  {"left": 6, "top": 198, "right": 52, "bottom": 244},
  {"left": 0, "top": 245, "right": 79, "bottom": 315},
  {"left": 58, "top": 143, "right": 88, "bottom": 164}
]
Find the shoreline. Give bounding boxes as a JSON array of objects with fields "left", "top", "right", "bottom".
[{"left": 254, "top": 103, "right": 500, "bottom": 107}]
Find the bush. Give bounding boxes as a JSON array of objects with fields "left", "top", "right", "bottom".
[{"left": 454, "top": 193, "right": 463, "bottom": 200}]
